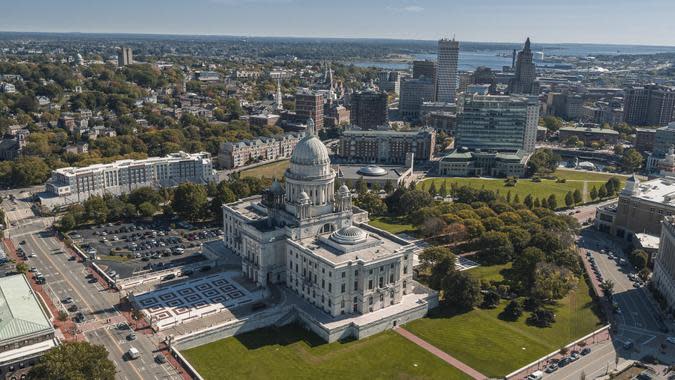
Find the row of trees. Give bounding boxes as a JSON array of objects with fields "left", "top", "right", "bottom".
[{"left": 57, "top": 176, "right": 271, "bottom": 231}]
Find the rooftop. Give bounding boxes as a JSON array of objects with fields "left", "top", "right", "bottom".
[
  {"left": 0, "top": 275, "right": 53, "bottom": 343},
  {"left": 53, "top": 151, "right": 210, "bottom": 176},
  {"left": 337, "top": 165, "right": 410, "bottom": 180},
  {"left": 627, "top": 177, "right": 675, "bottom": 205},
  {"left": 559, "top": 126, "right": 619, "bottom": 135},
  {"left": 294, "top": 224, "right": 411, "bottom": 266}
]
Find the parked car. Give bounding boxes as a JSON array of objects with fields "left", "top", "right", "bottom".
[
  {"left": 526, "top": 370, "right": 544, "bottom": 380},
  {"left": 126, "top": 333, "right": 137, "bottom": 341},
  {"left": 570, "top": 351, "right": 580, "bottom": 361},
  {"left": 544, "top": 363, "right": 558, "bottom": 373},
  {"left": 580, "top": 347, "right": 591, "bottom": 355},
  {"left": 154, "top": 354, "right": 167, "bottom": 364},
  {"left": 666, "top": 336, "right": 675, "bottom": 345},
  {"left": 62, "top": 296, "right": 73, "bottom": 304}
]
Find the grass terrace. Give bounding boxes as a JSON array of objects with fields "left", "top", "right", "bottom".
[
  {"left": 369, "top": 216, "right": 418, "bottom": 236},
  {"left": 239, "top": 160, "right": 289, "bottom": 179},
  {"left": 182, "top": 324, "right": 471, "bottom": 380},
  {"left": 404, "top": 264, "right": 604, "bottom": 378}
]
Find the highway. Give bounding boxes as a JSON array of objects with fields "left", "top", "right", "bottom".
[{"left": 2, "top": 197, "right": 181, "bottom": 380}]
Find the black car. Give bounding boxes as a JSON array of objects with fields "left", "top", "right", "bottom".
[
  {"left": 154, "top": 354, "right": 167, "bottom": 364},
  {"left": 580, "top": 347, "right": 591, "bottom": 355},
  {"left": 74, "top": 312, "right": 85, "bottom": 323}
]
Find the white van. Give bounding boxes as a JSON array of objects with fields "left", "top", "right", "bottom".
[
  {"left": 526, "top": 370, "right": 544, "bottom": 380},
  {"left": 127, "top": 347, "right": 140, "bottom": 360}
]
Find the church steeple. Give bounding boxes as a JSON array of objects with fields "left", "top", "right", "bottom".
[
  {"left": 275, "top": 79, "right": 284, "bottom": 111},
  {"left": 524, "top": 37, "right": 531, "bottom": 52}
]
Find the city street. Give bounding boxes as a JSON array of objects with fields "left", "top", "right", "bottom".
[
  {"left": 545, "top": 228, "right": 675, "bottom": 380},
  {"left": 1, "top": 195, "right": 182, "bottom": 380}
]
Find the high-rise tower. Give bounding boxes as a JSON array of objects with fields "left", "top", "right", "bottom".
[
  {"left": 508, "top": 38, "right": 539, "bottom": 95},
  {"left": 436, "top": 38, "right": 460, "bottom": 103}
]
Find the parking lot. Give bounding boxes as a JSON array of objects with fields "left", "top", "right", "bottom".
[{"left": 69, "top": 219, "right": 223, "bottom": 279}]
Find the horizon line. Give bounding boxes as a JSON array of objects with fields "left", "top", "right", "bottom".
[{"left": 1, "top": 30, "right": 675, "bottom": 49}]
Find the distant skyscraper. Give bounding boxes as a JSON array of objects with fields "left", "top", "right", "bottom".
[
  {"left": 508, "top": 38, "right": 538, "bottom": 95},
  {"left": 295, "top": 90, "right": 324, "bottom": 131},
  {"left": 412, "top": 60, "right": 437, "bottom": 85},
  {"left": 624, "top": 84, "right": 675, "bottom": 127},
  {"left": 399, "top": 77, "right": 436, "bottom": 120},
  {"left": 350, "top": 89, "right": 388, "bottom": 129},
  {"left": 436, "top": 38, "right": 460, "bottom": 103},
  {"left": 471, "top": 67, "right": 497, "bottom": 94},
  {"left": 117, "top": 47, "right": 133, "bottom": 67}
]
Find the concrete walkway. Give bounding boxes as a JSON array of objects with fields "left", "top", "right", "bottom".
[{"left": 395, "top": 327, "right": 487, "bottom": 380}]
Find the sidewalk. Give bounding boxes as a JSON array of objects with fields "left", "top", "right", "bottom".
[{"left": 395, "top": 327, "right": 487, "bottom": 380}]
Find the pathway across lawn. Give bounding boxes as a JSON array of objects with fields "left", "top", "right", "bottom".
[
  {"left": 404, "top": 265, "right": 604, "bottom": 378},
  {"left": 182, "top": 324, "right": 473, "bottom": 380}
]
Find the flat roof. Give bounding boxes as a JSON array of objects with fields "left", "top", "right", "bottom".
[
  {"left": 53, "top": 151, "right": 210, "bottom": 176},
  {"left": 560, "top": 126, "right": 619, "bottom": 135},
  {"left": 295, "top": 229, "right": 409, "bottom": 266},
  {"left": 630, "top": 177, "right": 675, "bottom": 205},
  {"left": 225, "top": 196, "right": 268, "bottom": 221},
  {"left": 0, "top": 275, "right": 53, "bottom": 343},
  {"left": 337, "top": 165, "right": 409, "bottom": 180}
]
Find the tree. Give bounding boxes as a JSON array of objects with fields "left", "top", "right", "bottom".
[
  {"left": 598, "top": 184, "right": 608, "bottom": 199},
  {"left": 541, "top": 116, "right": 563, "bottom": 132},
  {"left": 425, "top": 180, "right": 439, "bottom": 196},
  {"left": 523, "top": 194, "right": 534, "bottom": 209},
  {"left": 384, "top": 179, "right": 394, "bottom": 194},
  {"left": 527, "top": 148, "right": 560, "bottom": 175},
  {"left": 16, "top": 262, "right": 29, "bottom": 274},
  {"left": 482, "top": 291, "right": 501, "bottom": 309},
  {"left": 533, "top": 198, "right": 541, "bottom": 208},
  {"left": 511, "top": 247, "right": 544, "bottom": 290},
  {"left": 590, "top": 186, "right": 598, "bottom": 200},
  {"left": 439, "top": 181, "right": 448, "bottom": 198},
  {"left": 621, "top": 149, "right": 643, "bottom": 173},
  {"left": 547, "top": 194, "right": 558, "bottom": 210},
  {"left": 128, "top": 187, "right": 162, "bottom": 207},
  {"left": 564, "top": 191, "right": 574, "bottom": 208},
  {"left": 501, "top": 299, "right": 523, "bottom": 321},
  {"left": 513, "top": 194, "right": 521, "bottom": 204},
  {"left": 58, "top": 213, "right": 77, "bottom": 232},
  {"left": 531, "top": 262, "right": 578, "bottom": 301},
  {"left": 629, "top": 249, "right": 649, "bottom": 270},
  {"left": 527, "top": 308, "right": 556, "bottom": 327},
  {"left": 398, "top": 190, "right": 433, "bottom": 214},
  {"left": 429, "top": 255, "right": 456, "bottom": 290},
  {"left": 420, "top": 217, "right": 447, "bottom": 237},
  {"left": 137, "top": 202, "right": 157, "bottom": 218},
  {"left": 84, "top": 196, "right": 109, "bottom": 224},
  {"left": 172, "top": 183, "right": 208, "bottom": 221},
  {"left": 476, "top": 231, "right": 514, "bottom": 264},
  {"left": 354, "top": 192, "right": 387, "bottom": 216},
  {"left": 462, "top": 218, "right": 485, "bottom": 239},
  {"left": 600, "top": 280, "right": 615, "bottom": 296},
  {"left": 573, "top": 189, "right": 582, "bottom": 204},
  {"left": 441, "top": 271, "right": 482, "bottom": 309},
  {"left": 28, "top": 341, "right": 115, "bottom": 380},
  {"left": 355, "top": 176, "right": 368, "bottom": 196},
  {"left": 419, "top": 246, "right": 455, "bottom": 274}
]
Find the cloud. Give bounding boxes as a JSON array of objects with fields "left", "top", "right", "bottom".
[{"left": 387, "top": 4, "right": 424, "bottom": 13}]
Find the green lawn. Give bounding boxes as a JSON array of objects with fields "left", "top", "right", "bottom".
[
  {"left": 240, "top": 160, "right": 289, "bottom": 179},
  {"left": 420, "top": 177, "right": 587, "bottom": 204},
  {"left": 182, "top": 324, "right": 471, "bottom": 380},
  {"left": 552, "top": 169, "right": 627, "bottom": 182},
  {"left": 405, "top": 270, "right": 603, "bottom": 378},
  {"left": 369, "top": 216, "right": 417, "bottom": 236},
  {"left": 467, "top": 262, "right": 512, "bottom": 283}
]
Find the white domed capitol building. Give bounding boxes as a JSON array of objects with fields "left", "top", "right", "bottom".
[{"left": 222, "top": 119, "right": 438, "bottom": 342}]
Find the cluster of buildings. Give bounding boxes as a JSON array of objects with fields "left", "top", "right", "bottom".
[
  {"left": 218, "top": 132, "right": 304, "bottom": 169},
  {"left": 221, "top": 120, "right": 436, "bottom": 342},
  {"left": 40, "top": 151, "right": 215, "bottom": 207}
]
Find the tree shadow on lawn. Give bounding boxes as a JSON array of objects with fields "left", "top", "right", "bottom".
[{"left": 234, "top": 323, "right": 356, "bottom": 350}]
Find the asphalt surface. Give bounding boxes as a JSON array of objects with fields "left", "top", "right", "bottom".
[
  {"left": 2, "top": 196, "right": 181, "bottom": 380},
  {"left": 543, "top": 227, "right": 675, "bottom": 380}
]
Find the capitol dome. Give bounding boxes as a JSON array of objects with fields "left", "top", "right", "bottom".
[
  {"left": 330, "top": 225, "right": 368, "bottom": 245},
  {"left": 357, "top": 165, "right": 387, "bottom": 177},
  {"left": 290, "top": 135, "right": 330, "bottom": 166}
]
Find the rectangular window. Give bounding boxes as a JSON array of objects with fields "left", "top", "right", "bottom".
[
  {"left": 354, "top": 281, "right": 358, "bottom": 291},
  {"left": 368, "top": 280, "right": 373, "bottom": 290},
  {"left": 341, "top": 272, "right": 346, "bottom": 278},
  {"left": 341, "top": 284, "right": 346, "bottom": 293}
]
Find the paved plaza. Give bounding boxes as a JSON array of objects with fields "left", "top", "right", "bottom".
[{"left": 133, "top": 272, "right": 261, "bottom": 330}]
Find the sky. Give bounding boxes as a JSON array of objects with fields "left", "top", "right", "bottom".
[{"left": 1, "top": 0, "right": 674, "bottom": 46}]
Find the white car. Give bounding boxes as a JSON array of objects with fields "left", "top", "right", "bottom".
[{"left": 666, "top": 337, "right": 675, "bottom": 345}]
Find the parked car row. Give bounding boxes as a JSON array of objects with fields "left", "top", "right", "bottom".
[{"left": 539, "top": 347, "right": 592, "bottom": 375}]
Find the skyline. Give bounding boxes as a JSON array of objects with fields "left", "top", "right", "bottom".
[{"left": 1, "top": 0, "right": 674, "bottom": 46}]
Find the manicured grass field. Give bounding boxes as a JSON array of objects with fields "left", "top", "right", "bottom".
[
  {"left": 182, "top": 324, "right": 471, "bottom": 380},
  {"left": 466, "top": 262, "right": 512, "bottom": 283},
  {"left": 405, "top": 266, "right": 603, "bottom": 378},
  {"left": 552, "top": 169, "right": 627, "bottom": 182},
  {"left": 420, "top": 177, "right": 587, "bottom": 204},
  {"left": 239, "top": 160, "right": 289, "bottom": 179},
  {"left": 369, "top": 216, "right": 418, "bottom": 236}
]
